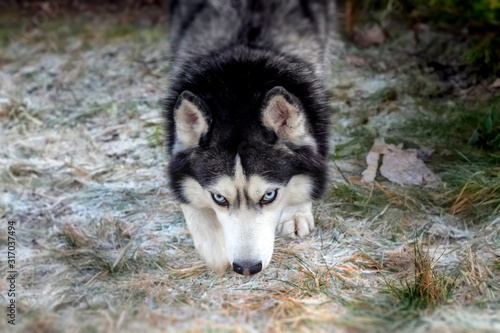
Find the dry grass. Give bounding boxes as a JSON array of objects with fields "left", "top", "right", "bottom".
[
  {"left": 446, "top": 168, "right": 500, "bottom": 222},
  {"left": 0, "top": 12, "right": 499, "bottom": 333},
  {"left": 384, "top": 241, "right": 454, "bottom": 311}
]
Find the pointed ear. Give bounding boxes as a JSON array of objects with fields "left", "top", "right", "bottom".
[
  {"left": 173, "top": 91, "right": 210, "bottom": 153},
  {"left": 261, "top": 86, "right": 315, "bottom": 148}
]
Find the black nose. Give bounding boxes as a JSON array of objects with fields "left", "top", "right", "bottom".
[{"left": 233, "top": 261, "right": 262, "bottom": 276}]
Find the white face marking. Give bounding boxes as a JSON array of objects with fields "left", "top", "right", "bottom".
[{"left": 182, "top": 154, "right": 314, "bottom": 272}]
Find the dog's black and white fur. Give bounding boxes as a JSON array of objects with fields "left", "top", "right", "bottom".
[{"left": 164, "top": 0, "right": 335, "bottom": 275}]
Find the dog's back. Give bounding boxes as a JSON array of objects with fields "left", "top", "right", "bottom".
[{"left": 169, "top": 0, "right": 334, "bottom": 77}]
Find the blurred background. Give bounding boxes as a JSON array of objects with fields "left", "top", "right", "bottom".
[{"left": 1, "top": 0, "right": 499, "bottom": 75}]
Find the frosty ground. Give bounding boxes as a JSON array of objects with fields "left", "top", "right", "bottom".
[{"left": 0, "top": 13, "right": 499, "bottom": 332}]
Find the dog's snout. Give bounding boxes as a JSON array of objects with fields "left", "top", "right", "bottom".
[{"left": 233, "top": 261, "right": 262, "bottom": 276}]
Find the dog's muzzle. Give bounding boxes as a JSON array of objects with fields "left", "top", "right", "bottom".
[{"left": 233, "top": 261, "right": 262, "bottom": 276}]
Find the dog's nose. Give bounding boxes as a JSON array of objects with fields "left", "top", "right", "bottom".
[{"left": 232, "top": 261, "right": 262, "bottom": 276}]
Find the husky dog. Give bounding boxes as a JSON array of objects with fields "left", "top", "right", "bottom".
[{"left": 165, "top": 0, "right": 334, "bottom": 275}]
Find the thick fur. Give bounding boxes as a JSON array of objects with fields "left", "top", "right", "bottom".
[{"left": 164, "top": 0, "right": 335, "bottom": 275}]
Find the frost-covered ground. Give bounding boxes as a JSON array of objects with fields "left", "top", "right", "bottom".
[{"left": 1, "top": 13, "right": 499, "bottom": 333}]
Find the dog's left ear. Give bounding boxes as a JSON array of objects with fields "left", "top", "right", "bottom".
[{"left": 261, "top": 86, "right": 315, "bottom": 147}]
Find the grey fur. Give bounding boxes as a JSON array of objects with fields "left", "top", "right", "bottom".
[{"left": 169, "top": 0, "right": 336, "bottom": 78}]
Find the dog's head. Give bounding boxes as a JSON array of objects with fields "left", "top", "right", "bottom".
[{"left": 168, "top": 86, "right": 327, "bottom": 275}]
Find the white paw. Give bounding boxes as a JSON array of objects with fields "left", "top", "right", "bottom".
[{"left": 277, "top": 203, "right": 314, "bottom": 238}]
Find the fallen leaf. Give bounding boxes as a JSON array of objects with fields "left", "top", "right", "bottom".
[
  {"left": 345, "top": 56, "right": 369, "bottom": 67},
  {"left": 348, "top": 176, "right": 364, "bottom": 185},
  {"left": 361, "top": 139, "right": 439, "bottom": 186},
  {"left": 380, "top": 144, "right": 439, "bottom": 185},
  {"left": 354, "top": 26, "right": 385, "bottom": 47},
  {"left": 490, "top": 78, "right": 500, "bottom": 89},
  {"left": 361, "top": 138, "right": 386, "bottom": 184}
]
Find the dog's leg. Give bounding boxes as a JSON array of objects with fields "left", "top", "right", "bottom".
[
  {"left": 181, "top": 204, "right": 229, "bottom": 274},
  {"left": 277, "top": 202, "right": 314, "bottom": 238}
]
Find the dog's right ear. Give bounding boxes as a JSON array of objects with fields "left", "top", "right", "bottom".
[{"left": 173, "top": 91, "right": 211, "bottom": 153}]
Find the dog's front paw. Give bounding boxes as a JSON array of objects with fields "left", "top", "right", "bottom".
[{"left": 277, "top": 203, "right": 314, "bottom": 238}]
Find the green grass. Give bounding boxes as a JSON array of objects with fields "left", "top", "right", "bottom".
[
  {"left": 41, "top": 19, "right": 90, "bottom": 41},
  {"left": 147, "top": 126, "right": 163, "bottom": 148},
  {"left": 103, "top": 23, "right": 162, "bottom": 43},
  {"left": 377, "top": 242, "right": 455, "bottom": 328},
  {"left": 385, "top": 270, "right": 453, "bottom": 311},
  {"left": 331, "top": 131, "right": 374, "bottom": 161},
  {"left": 358, "top": 0, "right": 500, "bottom": 74},
  {"left": 440, "top": 166, "right": 500, "bottom": 222},
  {"left": 0, "top": 8, "right": 25, "bottom": 46},
  {"left": 465, "top": 33, "right": 500, "bottom": 75},
  {"left": 135, "top": 27, "right": 162, "bottom": 44},
  {"left": 391, "top": 97, "right": 500, "bottom": 162},
  {"left": 1, "top": 12, "right": 163, "bottom": 52},
  {"left": 398, "top": 106, "right": 472, "bottom": 144},
  {"left": 103, "top": 24, "right": 136, "bottom": 40},
  {"left": 331, "top": 87, "right": 500, "bottom": 224},
  {"left": 468, "top": 98, "right": 500, "bottom": 150},
  {"left": 384, "top": 96, "right": 500, "bottom": 222},
  {"left": 367, "top": 86, "right": 398, "bottom": 104},
  {"left": 329, "top": 182, "right": 391, "bottom": 216}
]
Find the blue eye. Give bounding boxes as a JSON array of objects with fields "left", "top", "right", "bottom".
[
  {"left": 211, "top": 193, "right": 229, "bottom": 207},
  {"left": 261, "top": 189, "right": 278, "bottom": 205}
]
